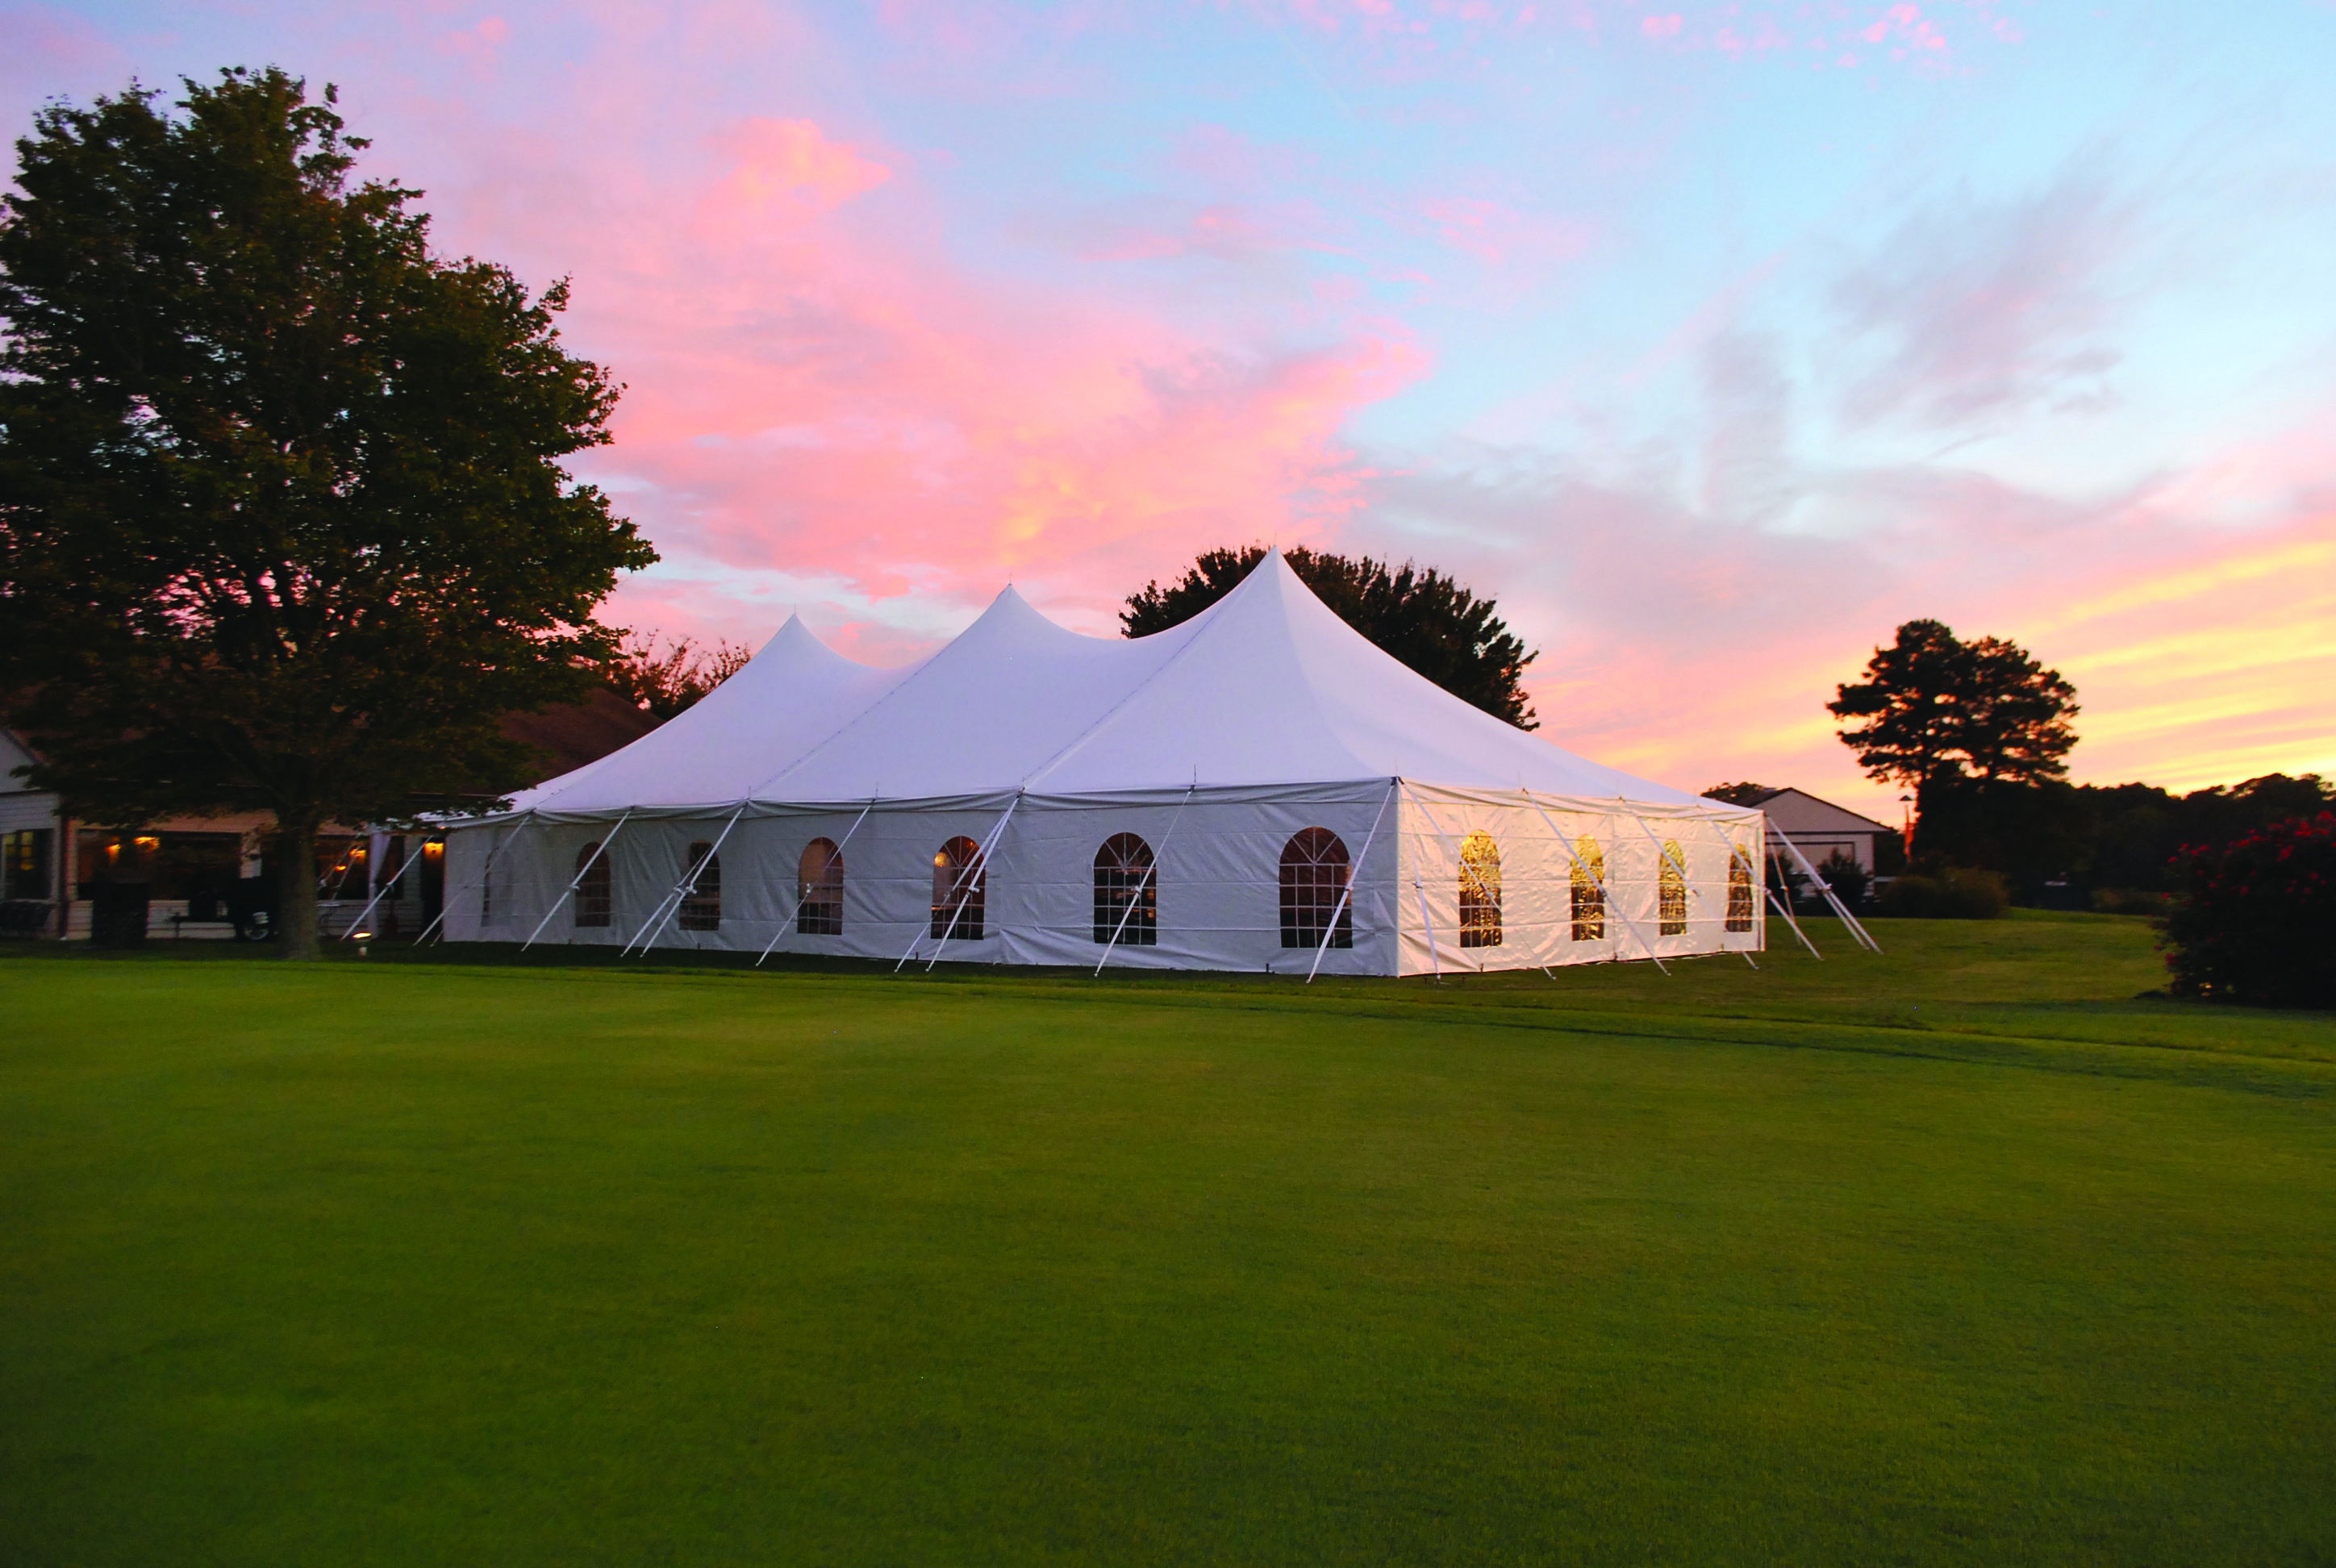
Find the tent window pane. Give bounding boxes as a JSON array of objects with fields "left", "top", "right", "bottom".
[
  {"left": 1279, "top": 828, "right": 1351, "bottom": 949},
  {"left": 1571, "top": 838, "right": 1605, "bottom": 942},
  {"left": 1458, "top": 831, "right": 1502, "bottom": 949},
  {"left": 1726, "top": 846, "right": 1755, "bottom": 933},
  {"left": 1658, "top": 840, "right": 1687, "bottom": 936},
  {"left": 574, "top": 844, "right": 611, "bottom": 928},
  {"left": 798, "top": 838, "right": 845, "bottom": 936},
  {"left": 679, "top": 841, "right": 722, "bottom": 931},
  {"left": 1093, "top": 833, "right": 1157, "bottom": 945},
  {"left": 932, "top": 836, "right": 986, "bottom": 940}
]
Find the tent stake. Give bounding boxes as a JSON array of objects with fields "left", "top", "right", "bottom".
[{"left": 1773, "top": 831, "right": 1883, "bottom": 953}]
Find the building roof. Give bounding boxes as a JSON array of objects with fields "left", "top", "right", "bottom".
[
  {"left": 1750, "top": 786, "right": 1898, "bottom": 836},
  {"left": 511, "top": 549, "right": 1729, "bottom": 819}
]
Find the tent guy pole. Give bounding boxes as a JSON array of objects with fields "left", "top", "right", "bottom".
[
  {"left": 757, "top": 798, "right": 878, "bottom": 967},
  {"left": 1400, "top": 783, "right": 1552, "bottom": 980},
  {"left": 1767, "top": 885, "right": 1824, "bottom": 960},
  {"left": 1519, "top": 789, "right": 1667, "bottom": 975},
  {"left": 338, "top": 832, "right": 424, "bottom": 940},
  {"left": 1095, "top": 785, "right": 1197, "bottom": 977},
  {"left": 522, "top": 811, "right": 632, "bottom": 951},
  {"left": 415, "top": 813, "right": 535, "bottom": 945},
  {"left": 1773, "top": 831, "right": 1884, "bottom": 953},
  {"left": 900, "top": 791, "right": 1021, "bottom": 973},
  {"left": 1622, "top": 809, "right": 1758, "bottom": 970},
  {"left": 1307, "top": 778, "right": 1397, "bottom": 984},
  {"left": 623, "top": 803, "right": 747, "bottom": 957}
]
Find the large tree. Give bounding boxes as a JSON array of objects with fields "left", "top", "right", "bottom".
[
  {"left": 1122, "top": 544, "right": 1539, "bottom": 729},
  {"left": 0, "top": 68, "right": 656, "bottom": 957},
  {"left": 1827, "top": 619, "right": 2078, "bottom": 790}
]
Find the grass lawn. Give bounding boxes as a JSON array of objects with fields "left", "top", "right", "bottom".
[{"left": 3, "top": 917, "right": 2331, "bottom": 1564}]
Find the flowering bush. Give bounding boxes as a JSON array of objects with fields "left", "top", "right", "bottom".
[{"left": 2161, "top": 813, "right": 2336, "bottom": 1007}]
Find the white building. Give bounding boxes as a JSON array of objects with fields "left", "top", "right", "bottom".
[{"left": 1746, "top": 786, "right": 1900, "bottom": 874}]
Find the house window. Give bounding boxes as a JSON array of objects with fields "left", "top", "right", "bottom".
[
  {"left": 1279, "top": 828, "right": 1351, "bottom": 949},
  {"left": 1726, "top": 846, "right": 1755, "bottom": 933},
  {"left": 798, "top": 838, "right": 844, "bottom": 936},
  {"left": 1093, "top": 832, "right": 1157, "bottom": 945},
  {"left": 1458, "top": 831, "right": 1502, "bottom": 949},
  {"left": 932, "top": 836, "right": 986, "bottom": 940},
  {"left": 1571, "top": 838, "right": 1604, "bottom": 941},
  {"left": 575, "top": 843, "right": 611, "bottom": 928},
  {"left": 679, "top": 841, "right": 722, "bottom": 931},
  {"left": 1658, "top": 840, "right": 1687, "bottom": 936},
  {"left": 2, "top": 830, "right": 50, "bottom": 901}
]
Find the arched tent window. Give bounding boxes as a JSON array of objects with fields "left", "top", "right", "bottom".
[
  {"left": 679, "top": 840, "right": 722, "bottom": 931},
  {"left": 1727, "top": 846, "right": 1756, "bottom": 933},
  {"left": 1459, "top": 831, "right": 1502, "bottom": 949},
  {"left": 1658, "top": 840, "right": 1687, "bottom": 936},
  {"left": 1093, "top": 833, "right": 1157, "bottom": 945},
  {"left": 932, "top": 836, "right": 986, "bottom": 940},
  {"left": 574, "top": 843, "right": 611, "bottom": 928},
  {"left": 1279, "top": 828, "right": 1352, "bottom": 949},
  {"left": 798, "top": 839, "right": 845, "bottom": 936},
  {"left": 1571, "top": 838, "right": 1605, "bottom": 942}
]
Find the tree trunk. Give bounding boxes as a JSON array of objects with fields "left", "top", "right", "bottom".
[{"left": 274, "top": 820, "right": 321, "bottom": 960}]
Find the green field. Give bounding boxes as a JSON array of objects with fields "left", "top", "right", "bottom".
[{"left": 4, "top": 918, "right": 2331, "bottom": 1564}]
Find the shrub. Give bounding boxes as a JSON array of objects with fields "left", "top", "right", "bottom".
[
  {"left": 2161, "top": 813, "right": 2336, "bottom": 1007},
  {"left": 1879, "top": 866, "right": 2009, "bottom": 920},
  {"left": 1814, "top": 849, "right": 1871, "bottom": 908},
  {"left": 2091, "top": 886, "right": 2171, "bottom": 916}
]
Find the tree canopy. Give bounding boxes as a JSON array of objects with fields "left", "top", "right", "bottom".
[
  {"left": 1827, "top": 619, "right": 2078, "bottom": 790},
  {"left": 605, "top": 632, "right": 752, "bottom": 720},
  {"left": 0, "top": 68, "right": 655, "bottom": 955},
  {"left": 1121, "top": 545, "right": 1539, "bottom": 729}
]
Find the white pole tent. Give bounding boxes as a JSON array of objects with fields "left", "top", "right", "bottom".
[{"left": 441, "top": 551, "right": 1765, "bottom": 975}]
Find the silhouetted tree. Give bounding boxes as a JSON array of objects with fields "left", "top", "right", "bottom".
[
  {"left": 1828, "top": 619, "right": 2079, "bottom": 790},
  {"left": 1122, "top": 545, "right": 1539, "bottom": 729},
  {"left": 606, "top": 632, "right": 751, "bottom": 719},
  {"left": 0, "top": 69, "right": 654, "bottom": 957}
]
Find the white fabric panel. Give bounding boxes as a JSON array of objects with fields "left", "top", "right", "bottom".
[{"left": 444, "top": 784, "right": 1757, "bottom": 977}]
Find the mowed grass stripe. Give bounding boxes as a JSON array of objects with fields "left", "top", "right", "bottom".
[{"left": 2, "top": 936, "right": 2332, "bottom": 1565}]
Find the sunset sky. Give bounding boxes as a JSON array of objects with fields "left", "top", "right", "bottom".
[{"left": 9, "top": 1, "right": 2333, "bottom": 815}]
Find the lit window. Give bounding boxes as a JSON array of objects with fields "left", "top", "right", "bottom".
[
  {"left": 932, "top": 836, "right": 986, "bottom": 940},
  {"left": 679, "top": 841, "right": 722, "bottom": 931},
  {"left": 1459, "top": 831, "right": 1502, "bottom": 949},
  {"left": 798, "top": 838, "right": 845, "bottom": 936},
  {"left": 1571, "top": 838, "right": 1604, "bottom": 941},
  {"left": 1726, "top": 846, "right": 1755, "bottom": 933},
  {"left": 575, "top": 843, "right": 611, "bottom": 928},
  {"left": 1093, "top": 833, "right": 1157, "bottom": 945},
  {"left": 1659, "top": 840, "right": 1687, "bottom": 936},
  {"left": 1279, "top": 828, "right": 1351, "bottom": 949}
]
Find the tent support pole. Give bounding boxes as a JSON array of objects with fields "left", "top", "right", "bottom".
[
  {"left": 1400, "top": 783, "right": 1550, "bottom": 980},
  {"left": 903, "top": 791, "right": 1021, "bottom": 973},
  {"left": 1767, "top": 885, "right": 1824, "bottom": 960},
  {"left": 758, "top": 799, "right": 877, "bottom": 967},
  {"left": 624, "top": 804, "right": 747, "bottom": 957},
  {"left": 523, "top": 811, "right": 632, "bottom": 951},
  {"left": 416, "top": 814, "right": 535, "bottom": 945},
  {"left": 1307, "top": 779, "right": 1397, "bottom": 985},
  {"left": 339, "top": 832, "right": 423, "bottom": 940},
  {"left": 1520, "top": 790, "right": 1666, "bottom": 975},
  {"left": 1095, "top": 786, "right": 1197, "bottom": 977},
  {"left": 1773, "top": 832, "right": 1883, "bottom": 952}
]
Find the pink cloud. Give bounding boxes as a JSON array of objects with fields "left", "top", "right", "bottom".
[{"left": 705, "top": 117, "right": 892, "bottom": 219}]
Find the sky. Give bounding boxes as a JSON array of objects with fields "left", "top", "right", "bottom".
[{"left": 7, "top": 0, "right": 2334, "bottom": 816}]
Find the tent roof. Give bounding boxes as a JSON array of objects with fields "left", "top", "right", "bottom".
[{"left": 514, "top": 551, "right": 1705, "bottom": 815}]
